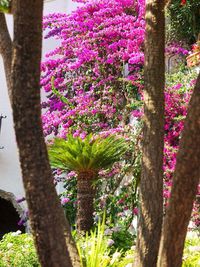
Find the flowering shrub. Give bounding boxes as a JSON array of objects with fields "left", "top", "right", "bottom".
[
  {"left": 1, "top": 229, "right": 199, "bottom": 267},
  {"left": 0, "top": 231, "right": 39, "bottom": 267},
  {"left": 164, "top": 68, "right": 200, "bottom": 226},
  {"left": 104, "top": 224, "right": 135, "bottom": 253},
  {"left": 42, "top": 0, "right": 145, "bottom": 227},
  {"left": 58, "top": 66, "right": 200, "bottom": 230},
  {"left": 56, "top": 126, "right": 141, "bottom": 228},
  {"left": 75, "top": 215, "right": 134, "bottom": 267},
  {"left": 41, "top": 0, "right": 145, "bottom": 139},
  {"left": 41, "top": 0, "right": 200, "bottom": 231},
  {"left": 165, "top": 43, "right": 189, "bottom": 56},
  {"left": 60, "top": 173, "right": 77, "bottom": 226}
]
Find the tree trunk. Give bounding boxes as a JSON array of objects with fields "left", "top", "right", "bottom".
[
  {"left": 77, "top": 173, "right": 96, "bottom": 232},
  {"left": 11, "top": 1, "right": 75, "bottom": 266},
  {"left": 134, "top": 1, "right": 165, "bottom": 266},
  {"left": 157, "top": 72, "right": 200, "bottom": 267}
]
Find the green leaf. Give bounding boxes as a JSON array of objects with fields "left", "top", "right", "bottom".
[{"left": 48, "top": 134, "right": 128, "bottom": 175}]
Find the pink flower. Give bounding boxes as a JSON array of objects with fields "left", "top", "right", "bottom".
[
  {"left": 61, "top": 197, "right": 70, "bottom": 205},
  {"left": 133, "top": 207, "right": 138, "bottom": 215}
]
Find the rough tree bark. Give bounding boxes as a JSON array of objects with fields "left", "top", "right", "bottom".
[
  {"left": 77, "top": 173, "right": 96, "bottom": 232},
  {"left": 157, "top": 72, "right": 200, "bottom": 267},
  {"left": 134, "top": 1, "right": 165, "bottom": 266},
  {"left": 9, "top": 0, "right": 78, "bottom": 266}
]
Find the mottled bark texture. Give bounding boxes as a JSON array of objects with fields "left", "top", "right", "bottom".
[
  {"left": 0, "top": 12, "right": 12, "bottom": 98},
  {"left": 134, "top": 1, "right": 165, "bottom": 266},
  {"left": 11, "top": 1, "right": 75, "bottom": 266},
  {"left": 77, "top": 173, "right": 96, "bottom": 232},
  {"left": 158, "top": 72, "right": 200, "bottom": 267}
]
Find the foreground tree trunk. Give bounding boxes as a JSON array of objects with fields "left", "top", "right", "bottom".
[
  {"left": 11, "top": 1, "right": 76, "bottom": 266},
  {"left": 158, "top": 72, "right": 200, "bottom": 267},
  {"left": 77, "top": 173, "right": 96, "bottom": 232},
  {"left": 134, "top": 1, "right": 165, "bottom": 266}
]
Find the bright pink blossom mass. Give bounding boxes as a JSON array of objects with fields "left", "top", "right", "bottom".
[{"left": 41, "top": 0, "right": 199, "bottom": 226}]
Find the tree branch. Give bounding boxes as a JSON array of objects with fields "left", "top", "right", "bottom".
[{"left": 0, "top": 12, "right": 12, "bottom": 99}]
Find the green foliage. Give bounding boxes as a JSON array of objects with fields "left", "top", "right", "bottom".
[
  {"left": 0, "top": 232, "right": 40, "bottom": 267},
  {"left": 1, "top": 230, "right": 199, "bottom": 267},
  {"left": 94, "top": 128, "right": 141, "bottom": 230},
  {"left": 58, "top": 127, "right": 141, "bottom": 228},
  {"left": 109, "top": 227, "right": 134, "bottom": 253},
  {"left": 0, "top": 0, "right": 11, "bottom": 13},
  {"left": 166, "top": 67, "right": 198, "bottom": 90},
  {"left": 75, "top": 215, "right": 134, "bottom": 267},
  {"left": 48, "top": 134, "right": 127, "bottom": 173},
  {"left": 167, "top": 0, "right": 200, "bottom": 44},
  {"left": 51, "top": 77, "right": 74, "bottom": 108},
  {"left": 183, "top": 235, "right": 200, "bottom": 267},
  {"left": 61, "top": 175, "right": 77, "bottom": 226},
  {"left": 76, "top": 214, "right": 109, "bottom": 267},
  {"left": 95, "top": 182, "right": 138, "bottom": 229}
]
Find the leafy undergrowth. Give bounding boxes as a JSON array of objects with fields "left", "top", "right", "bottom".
[
  {"left": 0, "top": 231, "right": 39, "bottom": 267},
  {"left": 183, "top": 234, "right": 200, "bottom": 267},
  {"left": 0, "top": 229, "right": 199, "bottom": 267},
  {"left": 75, "top": 215, "right": 134, "bottom": 267}
]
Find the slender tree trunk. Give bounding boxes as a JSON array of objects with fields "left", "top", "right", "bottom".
[
  {"left": 77, "top": 173, "right": 96, "bottom": 232},
  {"left": 11, "top": 1, "right": 75, "bottom": 266},
  {"left": 157, "top": 72, "right": 200, "bottom": 267},
  {"left": 134, "top": 1, "right": 165, "bottom": 266}
]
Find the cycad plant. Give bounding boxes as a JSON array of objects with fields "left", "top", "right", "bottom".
[{"left": 48, "top": 134, "right": 127, "bottom": 231}]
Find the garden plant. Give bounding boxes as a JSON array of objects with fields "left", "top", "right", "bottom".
[
  {"left": 48, "top": 134, "right": 127, "bottom": 231},
  {"left": 0, "top": 0, "right": 199, "bottom": 266}
]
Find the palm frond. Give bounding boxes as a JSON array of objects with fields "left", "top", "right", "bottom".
[{"left": 48, "top": 134, "right": 128, "bottom": 173}]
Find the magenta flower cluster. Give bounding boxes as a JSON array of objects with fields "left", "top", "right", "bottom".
[
  {"left": 41, "top": 0, "right": 145, "bottom": 138},
  {"left": 164, "top": 75, "right": 200, "bottom": 226},
  {"left": 41, "top": 0, "right": 199, "bottom": 226},
  {"left": 165, "top": 43, "right": 189, "bottom": 56}
]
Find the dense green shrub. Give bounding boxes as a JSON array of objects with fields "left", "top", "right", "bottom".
[
  {"left": 108, "top": 227, "right": 134, "bottom": 253},
  {"left": 0, "top": 231, "right": 39, "bottom": 267},
  {"left": 1, "top": 230, "right": 199, "bottom": 267},
  {"left": 167, "top": 0, "right": 200, "bottom": 44},
  {"left": 75, "top": 215, "right": 134, "bottom": 267},
  {"left": 183, "top": 235, "right": 200, "bottom": 267}
]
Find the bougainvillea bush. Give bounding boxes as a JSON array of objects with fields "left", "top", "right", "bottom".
[
  {"left": 41, "top": 0, "right": 145, "bottom": 139},
  {"left": 41, "top": 0, "right": 199, "bottom": 230},
  {"left": 56, "top": 66, "right": 200, "bottom": 230},
  {"left": 164, "top": 68, "right": 200, "bottom": 227},
  {"left": 41, "top": 0, "right": 145, "bottom": 229}
]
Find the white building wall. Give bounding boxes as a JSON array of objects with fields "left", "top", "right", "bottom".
[{"left": 0, "top": 0, "right": 78, "bottom": 208}]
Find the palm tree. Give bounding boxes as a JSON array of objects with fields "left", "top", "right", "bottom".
[{"left": 48, "top": 134, "right": 127, "bottom": 232}]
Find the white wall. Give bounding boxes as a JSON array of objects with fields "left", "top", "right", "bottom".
[
  {"left": 43, "top": 0, "right": 78, "bottom": 56},
  {"left": 0, "top": 0, "right": 78, "bottom": 207}
]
